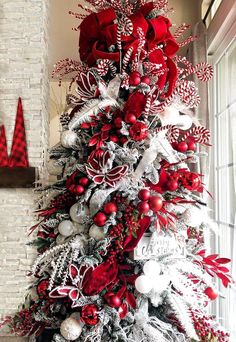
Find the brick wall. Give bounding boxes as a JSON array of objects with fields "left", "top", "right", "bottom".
[{"left": 0, "top": 0, "right": 49, "bottom": 337}]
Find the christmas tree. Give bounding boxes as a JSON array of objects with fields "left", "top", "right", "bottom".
[{"left": 3, "top": 0, "right": 233, "bottom": 341}]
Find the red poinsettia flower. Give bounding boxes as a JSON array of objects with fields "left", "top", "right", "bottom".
[{"left": 86, "top": 150, "right": 129, "bottom": 187}]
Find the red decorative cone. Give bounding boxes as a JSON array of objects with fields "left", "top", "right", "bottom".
[
  {"left": 0, "top": 125, "right": 9, "bottom": 167},
  {"left": 9, "top": 98, "right": 29, "bottom": 167}
]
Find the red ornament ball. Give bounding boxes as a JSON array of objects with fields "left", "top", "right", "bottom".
[
  {"left": 125, "top": 112, "right": 137, "bottom": 124},
  {"left": 81, "top": 304, "right": 99, "bottom": 326},
  {"left": 138, "top": 189, "right": 150, "bottom": 201},
  {"left": 177, "top": 141, "right": 188, "bottom": 153},
  {"left": 114, "top": 117, "right": 123, "bottom": 129},
  {"left": 137, "top": 201, "right": 150, "bottom": 214},
  {"left": 93, "top": 212, "right": 107, "bottom": 227},
  {"left": 167, "top": 180, "right": 179, "bottom": 191},
  {"left": 204, "top": 287, "right": 218, "bottom": 300},
  {"left": 74, "top": 185, "right": 85, "bottom": 195},
  {"left": 104, "top": 202, "right": 118, "bottom": 215},
  {"left": 105, "top": 293, "right": 122, "bottom": 308},
  {"left": 79, "top": 177, "right": 89, "bottom": 186},
  {"left": 187, "top": 140, "right": 197, "bottom": 151},
  {"left": 141, "top": 76, "right": 151, "bottom": 85},
  {"left": 149, "top": 196, "right": 163, "bottom": 212},
  {"left": 130, "top": 71, "right": 141, "bottom": 86},
  {"left": 37, "top": 279, "right": 49, "bottom": 299},
  {"left": 120, "top": 137, "right": 128, "bottom": 145},
  {"left": 110, "top": 135, "right": 119, "bottom": 143}
]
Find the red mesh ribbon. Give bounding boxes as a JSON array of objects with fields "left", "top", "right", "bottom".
[
  {"left": 9, "top": 98, "right": 29, "bottom": 168},
  {"left": 0, "top": 125, "right": 9, "bottom": 167}
]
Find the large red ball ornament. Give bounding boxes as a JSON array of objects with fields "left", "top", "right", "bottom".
[
  {"left": 125, "top": 113, "right": 137, "bottom": 124},
  {"left": 137, "top": 201, "right": 150, "bottom": 214},
  {"left": 187, "top": 140, "right": 196, "bottom": 151},
  {"left": 177, "top": 142, "right": 188, "bottom": 153},
  {"left": 149, "top": 196, "right": 163, "bottom": 212},
  {"left": 138, "top": 189, "right": 150, "bottom": 201},
  {"left": 167, "top": 180, "right": 179, "bottom": 191},
  {"left": 130, "top": 71, "right": 141, "bottom": 86},
  {"left": 204, "top": 287, "right": 218, "bottom": 300},
  {"left": 104, "top": 202, "right": 118, "bottom": 215},
  {"left": 105, "top": 293, "right": 122, "bottom": 308},
  {"left": 93, "top": 212, "right": 107, "bottom": 227},
  {"left": 74, "top": 185, "right": 85, "bottom": 195},
  {"left": 79, "top": 177, "right": 89, "bottom": 186}
]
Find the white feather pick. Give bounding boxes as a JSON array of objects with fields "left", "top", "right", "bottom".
[
  {"left": 69, "top": 97, "right": 118, "bottom": 130},
  {"left": 167, "top": 292, "right": 199, "bottom": 341}
]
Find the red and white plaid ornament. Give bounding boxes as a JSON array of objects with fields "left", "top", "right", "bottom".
[
  {"left": 0, "top": 125, "right": 9, "bottom": 167},
  {"left": 9, "top": 98, "right": 29, "bottom": 168}
]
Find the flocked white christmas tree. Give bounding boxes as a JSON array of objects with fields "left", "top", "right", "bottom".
[{"left": 2, "top": 0, "right": 233, "bottom": 341}]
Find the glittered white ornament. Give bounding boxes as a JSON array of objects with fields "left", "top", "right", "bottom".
[
  {"left": 143, "top": 260, "right": 161, "bottom": 279},
  {"left": 58, "top": 220, "right": 74, "bottom": 237},
  {"left": 70, "top": 203, "right": 89, "bottom": 224},
  {"left": 135, "top": 275, "right": 153, "bottom": 294},
  {"left": 89, "top": 224, "right": 106, "bottom": 241},
  {"left": 61, "top": 130, "right": 78, "bottom": 148},
  {"left": 152, "top": 274, "right": 170, "bottom": 294},
  {"left": 181, "top": 207, "right": 203, "bottom": 228},
  {"left": 47, "top": 159, "right": 63, "bottom": 176},
  {"left": 60, "top": 317, "right": 82, "bottom": 341}
]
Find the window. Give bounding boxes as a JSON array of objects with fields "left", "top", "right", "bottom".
[{"left": 208, "top": 0, "right": 236, "bottom": 339}]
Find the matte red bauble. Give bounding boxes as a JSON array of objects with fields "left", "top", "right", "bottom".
[
  {"left": 204, "top": 287, "right": 218, "bottom": 300},
  {"left": 137, "top": 201, "right": 150, "bottom": 214},
  {"left": 177, "top": 141, "right": 188, "bottom": 153},
  {"left": 187, "top": 140, "right": 196, "bottom": 151},
  {"left": 74, "top": 185, "right": 85, "bottom": 195},
  {"left": 79, "top": 177, "right": 89, "bottom": 186},
  {"left": 104, "top": 202, "right": 118, "bottom": 214},
  {"left": 138, "top": 189, "right": 150, "bottom": 201},
  {"left": 167, "top": 180, "right": 179, "bottom": 191},
  {"left": 129, "top": 71, "right": 141, "bottom": 86},
  {"left": 125, "top": 113, "right": 137, "bottom": 124},
  {"left": 141, "top": 76, "right": 151, "bottom": 85},
  {"left": 93, "top": 212, "right": 107, "bottom": 227},
  {"left": 149, "top": 196, "right": 163, "bottom": 212},
  {"left": 105, "top": 293, "right": 122, "bottom": 308},
  {"left": 110, "top": 135, "right": 119, "bottom": 143},
  {"left": 114, "top": 117, "right": 122, "bottom": 129}
]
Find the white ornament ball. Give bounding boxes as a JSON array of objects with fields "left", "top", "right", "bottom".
[
  {"left": 152, "top": 274, "right": 170, "bottom": 294},
  {"left": 56, "top": 234, "right": 66, "bottom": 245},
  {"left": 70, "top": 203, "right": 89, "bottom": 224},
  {"left": 73, "top": 222, "right": 86, "bottom": 234},
  {"left": 181, "top": 207, "right": 203, "bottom": 228},
  {"left": 58, "top": 220, "right": 74, "bottom": 237},
  {"left": 135, "top": 275, "right": 153, "bottom": 294},
  {"left": 47, "top": 159, "right": 63, "bottom": 176},
  {"left": 89, "top": 224, "right": 106, "bottom": 241},
  {"left": 143, "top": 260, "right": 161, "bottom": 279},
  {"left": 60, "top": 317, "right": 82, "bottom": 341},
  {"left": 61, "top": 130, "right": 78, "bottom": 148}
]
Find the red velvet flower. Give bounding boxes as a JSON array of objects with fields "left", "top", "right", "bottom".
[
  {"left": 129, "top": 121, "right": 148, "bottom": 141},
  {"left": 81, "top": 304, "right": 99, "bottom": 326},
  {"left": 181, "top": 172, "right": 202, "bottom": 192},
  {"left": 123, "top": 92, "right": 147, "bottom": 119}
]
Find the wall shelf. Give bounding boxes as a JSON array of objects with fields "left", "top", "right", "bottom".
[{"left": 0, "top": 167, "right": 37, "bottom": 188}]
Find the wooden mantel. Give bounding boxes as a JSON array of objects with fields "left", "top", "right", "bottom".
[{"left": 0, "top": 167, "right": 37, "bottom": 188}]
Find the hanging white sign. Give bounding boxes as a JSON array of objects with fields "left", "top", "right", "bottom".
[{"left": 133, "top": 233, "right": 186, "bottom": 260}]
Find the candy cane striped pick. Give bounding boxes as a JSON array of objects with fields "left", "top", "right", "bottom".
[
  {"left": 181, "top": 126, "right": 211, "bottom": 144},
  {"left": 155, "top": 125, "right": 180, "bottom": 143}
]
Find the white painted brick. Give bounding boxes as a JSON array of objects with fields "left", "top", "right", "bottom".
[{"left": 0, "top": 0, "right": 49, "bottom": 336}]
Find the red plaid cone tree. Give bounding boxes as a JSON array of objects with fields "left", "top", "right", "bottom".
[
  {"left": 9, "top": 98, "right": 29, "bottom": 168},
  {"left": 0, "top": 125, "right": 9, "bottom": 167}
]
